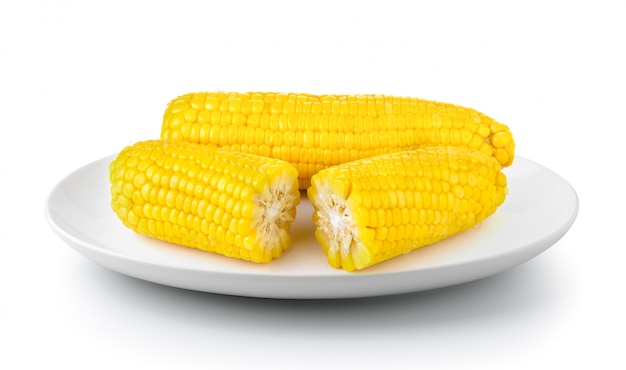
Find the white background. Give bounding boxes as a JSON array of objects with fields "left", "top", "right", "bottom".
[{"left": 1, "top": 0, "right": 624, "bottom": 368}]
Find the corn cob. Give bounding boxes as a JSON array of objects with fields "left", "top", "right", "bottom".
[
  {"left": 109, "top": 140, "right": 300, "bottom": 263},
  {"left": 161, "top": 92, "right": 514, "bottom": 189},
  {"left": 307, "top": 145, "right": 508, "bottom": 271}
]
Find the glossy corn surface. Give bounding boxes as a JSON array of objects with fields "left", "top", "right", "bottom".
[
  {"left": 161, "top": 92, "right": 515, "bottom": 189},
  {"left": 307, "top": 145, "right": 508, "bottom": 271},
  {"left": 109, "top": 140, "right": 300, "bottom": 263}
]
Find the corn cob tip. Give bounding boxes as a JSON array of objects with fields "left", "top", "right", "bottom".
[
  {"left": 307, "top": 180, "right": 370, "bottom": 271},
  {"left": 251, "top": 166, "right": 301, "bottom": 256}
]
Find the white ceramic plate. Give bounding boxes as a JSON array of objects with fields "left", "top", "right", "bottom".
[{"left": 45, "top": 155, "right": 578, "bottom": 299}]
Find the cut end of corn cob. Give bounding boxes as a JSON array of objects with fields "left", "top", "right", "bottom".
[
  {"left": 307, "top": 145, "right": 508, "bottom": 271},
  {"left": 109, "top": 140, "right": 300, "bottom": 263},
  {"left": 161, "top": 92, "right": 515, "bottom": 189}
]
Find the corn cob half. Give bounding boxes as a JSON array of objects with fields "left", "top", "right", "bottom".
[
  {"left": 109, "top": 140, "right": 300, "bottom": 263},
  {"left": 307, "top": 145, "right": 508, "bottom": 271},
  {"left": 161, "top": 92, "right": 515, "bottom": 189}
]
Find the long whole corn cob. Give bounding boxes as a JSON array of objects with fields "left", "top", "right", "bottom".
[
  {"left": 161, "top": 92, "right": 514, "bottom": 189},
  {"left": 307, "top": 145, "right": 508, "bottom": 271},
  {"left": 109, "top": 140, "right": 301, "bottom": 263}
]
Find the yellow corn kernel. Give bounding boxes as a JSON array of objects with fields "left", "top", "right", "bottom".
[
  {"left": 307, "top": 145, "right": 508, "bottom": 271},
  {"left": 161, "top": 92, "right": 515, "bottom": 189},
  {"left": 109, "top": 140, "right": 300, "bottom": 263}
]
